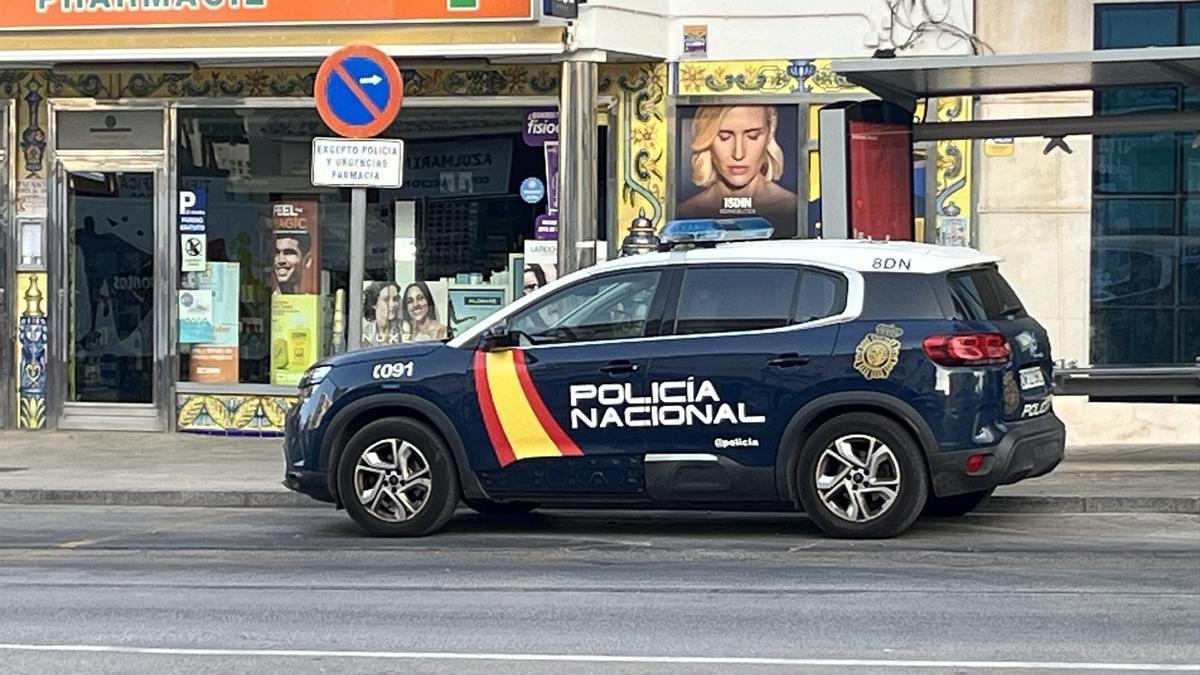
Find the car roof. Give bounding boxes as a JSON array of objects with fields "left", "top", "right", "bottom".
[{"left": 600, "top": 239, "right": 1000, "bottom": 275}]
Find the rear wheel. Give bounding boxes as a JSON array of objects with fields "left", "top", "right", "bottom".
[
  {"left": 923, "top": 488, "right": 994, "bottom": 517},
  {"left": 795, "top": 413, "right": 929, "bottom": 539},
  {"left": 337, "top": 418, "right": 459, "bottom": 537}
]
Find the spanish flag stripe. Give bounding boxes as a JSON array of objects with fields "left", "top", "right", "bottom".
[
  {"left": 512, "top": 350, "right": 583, "bottom": 457},
  {"left": 484, "top": 351, "right": 563, "bottom": 461},
  {"left": 473, "top": 350, "right": 516, "bottom": 467}
]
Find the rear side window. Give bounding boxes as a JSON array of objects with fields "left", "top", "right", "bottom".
[
  {"left": 794, "top": 271, "right": 848, "bottom": 323},
  {"left": 672, "top": 266, "right": 848, "bottom": 335},
  {"left": 861, "top": 274, "right": 944, "bottom": 319},
  {"left": 947, "top": 267, "right": 1028, "bottom": 321}
]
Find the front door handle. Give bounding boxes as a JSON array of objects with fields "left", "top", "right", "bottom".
[
  {"left": 768, "top": 353, "right": 810, "bottom": 368},
  {"left": 599, "top": 360, "right": 639, "bottom": 375}
]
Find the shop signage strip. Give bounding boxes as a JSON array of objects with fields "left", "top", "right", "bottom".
[
  {"left": 312, "top": 137, "right": 406, "bottom": 189},
  {"left": 2, "top": 0, "right": 535, "bottom": 31}
]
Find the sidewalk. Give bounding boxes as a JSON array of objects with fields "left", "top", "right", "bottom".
[{"left": 0, "top": 431, "right": 1197, "bottom": 513}]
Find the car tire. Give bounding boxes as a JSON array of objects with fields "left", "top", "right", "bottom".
[
  {"left": 463, "top": 498, "right": 539, "bottom": 517},
  {"left": 795, "top": 412, "right": 929, "bottom": 539},
  {"left": 923, "top": 488, "right": 994, "bottom": 517},
  {"left": 336, "top": 417, "right": 460, "bottom": 537}
]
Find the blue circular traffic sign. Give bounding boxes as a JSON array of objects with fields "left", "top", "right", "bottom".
[
  {"left": 520, "top": 177, "right": 546, "bottom": 204},
  {"left": 316, "top": 44, "right": 404, "bottom": 138}
]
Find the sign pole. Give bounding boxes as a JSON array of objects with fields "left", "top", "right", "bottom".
[{"left": 347, "top": 187, "right": 367, "bottom": 351}]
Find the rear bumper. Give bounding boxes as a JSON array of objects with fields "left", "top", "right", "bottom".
[{"left": 927, "top": 413, "right": 1066, "bottom": 498}]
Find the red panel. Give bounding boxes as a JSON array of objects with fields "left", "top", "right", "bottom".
[{"left": 849, "top": 120, "right": 914, "bottom": 241}]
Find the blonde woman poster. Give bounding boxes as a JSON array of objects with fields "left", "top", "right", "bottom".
[{"left": 675, "top": 105, "right": 800, "bottom": 239}]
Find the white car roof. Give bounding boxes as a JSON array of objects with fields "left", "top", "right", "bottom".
[
  {"left": 448, "top": 239, "right": 997, "bottom": 347},
  {"left": 601, "top": 239, "right": 1000, "bottom": 275}
]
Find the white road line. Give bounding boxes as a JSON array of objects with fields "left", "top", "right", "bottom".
[{"left": 0, "top": 644, "right": 1196, "bottom": 671}]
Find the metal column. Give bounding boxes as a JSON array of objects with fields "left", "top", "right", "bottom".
[
  {"left": 557, "top": 60, "right": 598, "bottom": 275},
  {"left": 347, "top": 188, "right": 367, "bottom": 350}
]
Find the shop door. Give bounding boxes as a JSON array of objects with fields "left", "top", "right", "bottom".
[{"left": 56, "top": 164, "right": 167, "bottom": 431}]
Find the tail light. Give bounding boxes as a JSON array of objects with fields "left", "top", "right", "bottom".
[{"left": 923, "top": 333, "right": 1011, "bottom": 366}]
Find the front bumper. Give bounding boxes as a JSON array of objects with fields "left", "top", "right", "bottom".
[
  {"left": 283, "top": 468, "right": 336, "bottom": 504},
  {"left": 927, "top": 413, "right": 1066, "bottom": 498},
  {"left": 282, "top": 401, "right": 337, "bottom": 504}
]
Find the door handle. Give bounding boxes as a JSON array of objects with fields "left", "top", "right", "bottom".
[
  {"left": 768, "top": 353, "right": 810, "bottom": 368},
  {"left": 599, "top": 360, "right": 638, "bottom": 375}
]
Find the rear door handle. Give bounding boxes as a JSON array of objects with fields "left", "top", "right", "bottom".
[
  {"left": 768, "top": 353, "right": 810, "bottom": 368},
  {"left": 599, "top": 360, "right": 639, "bottom": 375}
]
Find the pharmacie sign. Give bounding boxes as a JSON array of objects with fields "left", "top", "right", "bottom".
[{"left": 6, "top": 0, "right": 535, "bottom": 30}]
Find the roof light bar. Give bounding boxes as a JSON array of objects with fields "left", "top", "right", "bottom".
[{"left": 658, "top": 217, "right": 774, "bottom": 249}]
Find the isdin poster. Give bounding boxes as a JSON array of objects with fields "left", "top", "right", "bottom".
[{"left": 674, "top": 104, "right": 800, "bottom": 239}]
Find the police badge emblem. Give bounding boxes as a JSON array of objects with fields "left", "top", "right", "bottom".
[{"left": 854, "top": 323, "right": 904, "bottom": 380}]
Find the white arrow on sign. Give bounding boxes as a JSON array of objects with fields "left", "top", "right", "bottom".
[{"left": 358, "top": 74, "right": 383, "bottom": 86}]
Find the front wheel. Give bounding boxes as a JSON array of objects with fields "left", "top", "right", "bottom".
[
  {"left": 795, "top": 413, "right": 929, "bottom": 539},
  {"left": 336, "top": 418, "right": 460, "bottom": 537}
]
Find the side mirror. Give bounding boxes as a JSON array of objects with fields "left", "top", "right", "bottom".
[{"left": 478, "top": 322, "right": 519, "bottom": 352}]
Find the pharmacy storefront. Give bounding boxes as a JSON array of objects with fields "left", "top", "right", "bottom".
[{"left": 1, "top": 1, "right": 669, "bottom": 433}]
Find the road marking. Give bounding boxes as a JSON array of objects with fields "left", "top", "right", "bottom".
[
  {"left": 0, "top": 644, "right": 1195, "bottom": 671},
  {"left": 57, "top": 512, "right": 242, "bottom": 549}
]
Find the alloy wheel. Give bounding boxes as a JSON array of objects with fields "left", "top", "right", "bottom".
[
  {"left": 354, "top": 439, "right": 433, "bottom": 523},
  {"left": 814, "top": 434, "right": 901, "bottom": 523}
]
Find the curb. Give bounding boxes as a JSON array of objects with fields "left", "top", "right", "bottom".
[
  {"left": 0, "top": 489, "right": 320, "bottom": 508},
  {"left": 0, "top": 489, "right": 1196, "bottom": 514},
  {"left": 980, "top": 495, "right": 1199, "bottom": 515}
]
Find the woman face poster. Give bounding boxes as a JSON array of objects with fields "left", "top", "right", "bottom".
[{"left": 674, "top": 105, "right": 800, "bottom": 239}]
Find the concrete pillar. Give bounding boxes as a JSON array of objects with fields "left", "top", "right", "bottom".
[{"left": 557, "top": 60, "right": 598, "bottom": 275}]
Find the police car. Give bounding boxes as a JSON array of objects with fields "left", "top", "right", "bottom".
[{"left": 284, "top": 224, "right": 1065, "bottom": 539}]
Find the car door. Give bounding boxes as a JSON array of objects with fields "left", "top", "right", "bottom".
[
  {"left": 464, "top": 267, "right": 669, "bottom": 496},
  {"left": 641, "top": 264, "right": 847, "bottom": 502}
]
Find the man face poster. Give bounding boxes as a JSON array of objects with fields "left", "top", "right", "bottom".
[
  {"left": 271, "top": 200, "right": 319, "bottom": 294},
  {"left": 674, "top": 105, "right": 800, "bottom": 239}
]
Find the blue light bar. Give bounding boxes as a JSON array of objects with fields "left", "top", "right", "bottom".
[{"left": 659, "top": 217, "right": 775, "bottom": 246}]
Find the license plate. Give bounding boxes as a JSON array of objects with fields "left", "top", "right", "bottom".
[{"left": 1019, "top": 366, "right": 1046, "bottom": 390}]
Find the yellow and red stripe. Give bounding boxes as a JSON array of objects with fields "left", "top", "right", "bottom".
[{"left": 473, "top": 349, "right": 582, "bottom": 467}]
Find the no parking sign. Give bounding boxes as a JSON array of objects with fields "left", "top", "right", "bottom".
[{"left": 315, "top": 44, "right": 404, "bottom": 138}]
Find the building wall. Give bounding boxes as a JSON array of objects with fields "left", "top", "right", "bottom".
[
  {"left": 575, "top": 0, "right": 976, "bottom": 60},
  {"left": 975, "top": 0, "right": 1200, "bottom": 445}
]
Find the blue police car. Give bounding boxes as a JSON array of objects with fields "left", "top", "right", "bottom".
[{"left": 284, "top": 230, "right": 1064, "bottom": 539}]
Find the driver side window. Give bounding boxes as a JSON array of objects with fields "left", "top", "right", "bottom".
[{"left": 508, "top": 270, "right": 662, "bottom": 345}]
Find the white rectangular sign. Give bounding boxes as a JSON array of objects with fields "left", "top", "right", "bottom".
[
  {"left": 181, "top": 233, "right": 207, "bottom": 273},
  {"left": 311, "top": 137, "right": 405, "bottom": 189}
]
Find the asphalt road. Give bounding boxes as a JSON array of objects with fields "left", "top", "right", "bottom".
[{"left": 0, "top": 506, "right": 1197, "bottom": 674}]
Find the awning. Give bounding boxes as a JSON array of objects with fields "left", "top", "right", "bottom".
[{"left": 832, "top": 46, "right": 1200, "bottom": 102}]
